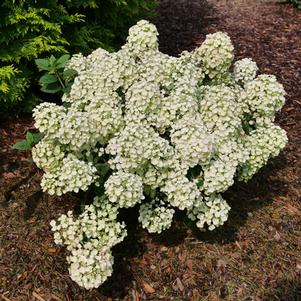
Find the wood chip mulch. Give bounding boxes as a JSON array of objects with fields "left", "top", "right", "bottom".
[{"left": 0, "top": 1, "right": 301, "bottom": 300}]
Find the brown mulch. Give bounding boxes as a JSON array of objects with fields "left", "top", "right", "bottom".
[{"left": 1, "top": 0, "right": 301, "bottom": 300}]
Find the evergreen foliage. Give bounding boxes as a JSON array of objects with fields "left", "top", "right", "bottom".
[{"left": 0, "top": 0, "right": 157, "bottom": 113}]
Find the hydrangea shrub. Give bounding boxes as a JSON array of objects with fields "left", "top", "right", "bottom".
[{"left": 32, "top": 20, "right": 288, "bottom": 289}]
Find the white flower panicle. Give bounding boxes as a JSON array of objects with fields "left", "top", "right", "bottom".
[
  {"left": 238, "top": 124, "right": 287, "bottom": 181},
  {"left": 104, "top": 171, "right": 144, "bottom": 208},
  {"left": 196, "top": 32, "right": 234, "bottom": 79},
  {"left": 125, "top": 20, "right": 159, "bottom": 57},
  {"left": 188, "top": 194, "right": 231, "bottom": 231},
  {"left": 233, "top": 58, "right": 258, "bottom": 85},
  {"left": 68, "top": 245, "right": 114, "bottom": 290},
  {"left": 170, "top": 113, "right": 214, "bottom": 168},
  {"left": 32, "top": 139, "right": 65, "bottom": 172},
  {"left": 32, "top": 20, "right": 287, "bottom": 289},
  {"left": 139, "top": 199, "right": 175, "bottom": 233},
  {"left": 199, "top": 84, "right": 242, "bottom": 142},
  {"left": 50, "top": 197, "right": 127, "bottom": 289},
  {"left": 162, "top": 175, "right": 201, "bottom": 210},
  {"left": 33, "top": 102, "right": 65, "bottom": 136},
  {"left": 240, "top": 74, "right": 286, "bottom": 126},
  {"left": 41, "top": 154, "right": 98, "bottom": 195}
]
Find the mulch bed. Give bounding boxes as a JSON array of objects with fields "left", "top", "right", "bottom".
[{"left": 0, "top": 0, "right": 301, "bottom": 300}]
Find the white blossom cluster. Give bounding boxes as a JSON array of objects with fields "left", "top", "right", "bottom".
[
  {"left": 238, "top": 125, "right": 287, "bottom": 181},
  {"left": 170, "top": 113, "right": 214, "bottom": 167},
  {"left": 50, "top": 197, "right": 127, "bottom": 289},
  {"left": 162, "top": 174, "right": 201, "bottom": 210},
  {"left": 195, "top": 32, "right": 234, "bottom": 79},
  {"left": 33, "top": 102, "right": 65, "bottom": 136},
  {"left": 39, "top": 154, "right": 98, "bottom": 195},
  {"left": 105, "top": 171, "right": 144, "bottom": 208},
  {"left": 32, "top": 20, "right": 288, "bottom": 289},
  {"left": 199, "top": 84, "right": 242, "bottom": 143},
  {"left": 240, "top": 74, "right": 286, "bottom": 126},
  {"left": 139, "top": 199, "right": 175, "bottom": 233},
  {"left": 188, "top": 194, "right": 231, "bottom": 231},
  {"left": 233, "top": 58, "right": 258, "bottom": 85},
  {"left": 32, "top": 138, "right": 65, "bottom": 172}
]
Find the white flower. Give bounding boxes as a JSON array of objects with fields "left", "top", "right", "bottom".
[
  {"left": 188, "top": 194, "right": 231, "bottom": 230},
  {"left": 32, "top": 138, "right": 65, "bottom": 172},
  {"left": 105, "top": 171, "right": 144, "bottom": 208},
  {"left": 238, "top": 124, "right": 287, "bottom": 181},
  {"left": 51, "top": 197, "right": 127, "bottom": 289},
  {"left": 240, "top": 74, "right": 286, "bottom": 126},
  {"left": 234, "top": 58, "right": 258, "bottom": 85},
  {"left": 170, "top": 113, "right": 214, "bottom": 168},
  {"left": 33, "top": 102, "right": 65, "bottom": 136},
  {"left": 124, "top": 20, "right": 159, "bottom": 58},
  {"left": 40, "top": 154, "right": 98, "bottom": 195},
  {"left": 139, "top": 199, "right": 175, "bottom": 233},
  {"left": 195, "top": 32, "right": 234, "bottom": 79}
]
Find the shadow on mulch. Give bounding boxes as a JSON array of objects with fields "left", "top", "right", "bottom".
[
  {"left": 98, "top": 208, "right": 146, "bottom": 299},
  {"left": 98, "top": 150, "right": 290, "bottom": 297},
  {"left": 153, "top": 0, "right": 215, "bottom": 56},
  {"left": 263, "top": 278, "right": 301, "bottom": 301}
]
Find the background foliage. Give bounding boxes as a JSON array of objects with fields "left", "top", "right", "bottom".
[
  {"left": 290, "top": 0, "right": 301, "bottom": 9},
  {"left": 0, "top": 0, "right": 157, "bottom": 114}
]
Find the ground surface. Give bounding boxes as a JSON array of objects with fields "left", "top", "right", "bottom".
[{"left": 0, "top": 0, "right": 301, "bottom": 300}]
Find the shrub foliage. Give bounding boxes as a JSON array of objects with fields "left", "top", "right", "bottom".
[
  {"left": 0, "top": 0, "right": 156, "bottom": 112},
  {"left": 32, "top": 21, "right": 287, "bottom": 289},
  {"left": 290, "top": 0, "right": 301, "bottom": 9}
]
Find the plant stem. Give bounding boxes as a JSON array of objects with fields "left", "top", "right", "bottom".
[{"left": 56, "top": 72, "right": 66, "bottom": 89}]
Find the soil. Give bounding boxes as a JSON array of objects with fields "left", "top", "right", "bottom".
[{"left": 1, "top": 0, "right": 301, "bottom": 300}]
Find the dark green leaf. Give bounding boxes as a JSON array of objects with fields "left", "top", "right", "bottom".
[
  {"left": 32, "top": 132, "right": 43, "bottom": 144},
  {"left": 62, "top": 102, "right": 71, "bottom": 109},
  {"left": 63, "top": 82, "right": 73, "bottom": 94},
  {"left": 41, "top": 82, "right": 62, "bottom": 93},
  {"left": 56, "top": 54, "right": 70, "bottom": 69},
  {"left": 12, "top": 140, "right": 31, "bottom": 151},
  {"left": 39, "top": 74, "right": 58, "bottom": 85},
  {"left": 63, "top": 68, "right": 77, "bottom": 78},
  {"left": 26, "top": 132, "right": 34, "bottom": 146},
  {"left": 35, "top": 59, "right": 51, "bottom": 71},
  {"left": 96, "top": 163, "right": 110, "bottom": 176}
]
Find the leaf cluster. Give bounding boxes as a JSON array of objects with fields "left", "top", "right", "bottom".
[
  {"left": 13, "top": 131, "right": 43, "bottom": 151},
  {"left": 36, "top": 54, "right": 76, "bottom": 94},
  {"left": 0, "top": 0, "right": 157, "bottom": 114}
]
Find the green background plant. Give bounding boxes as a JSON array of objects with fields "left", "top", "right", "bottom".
[
  {"left": 36, "top": 54, "right": 76, "bottom": 95},
  {"left": 0, "top": 0, "right": 157, "bottom": 115},
  {"left": 290, "top": 0, "right": 301, "bottom": 9}
]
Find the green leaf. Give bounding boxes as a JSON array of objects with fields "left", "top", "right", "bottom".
[
  {"left": 63, "top": 82, "right": 73, "bottom": 94},
  {"left": 55, "top": 54, "right": 70, "bottom": 69},
  {"left": 41, "top": 82, "right": 62, "bottom": 93},
  {"left": 35, "top": 59, "right": 51, "bottom": 71},
  {"left": 12, "top": 140, "right": 31, "bottom": 151},
  {"left": 96, "top": 163, "right": 110, "bottom": 176},
  {"left": 26, "top": 132, "right": 34, "bottom": 146},
  {"left": 63, "top": 68, "right": 77, "bottom": 78},
  {"left": 49, "top": 55, "right": 57, "bottom": 65},
  {"left": 62, "top": 102, "right": 71, "bottom": 109},
  {"left": 39, "top": 74, "right": 58, "bottom": 85},
  {"left": 32, "top": 132, "right": 43, "bottom": 144}
]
